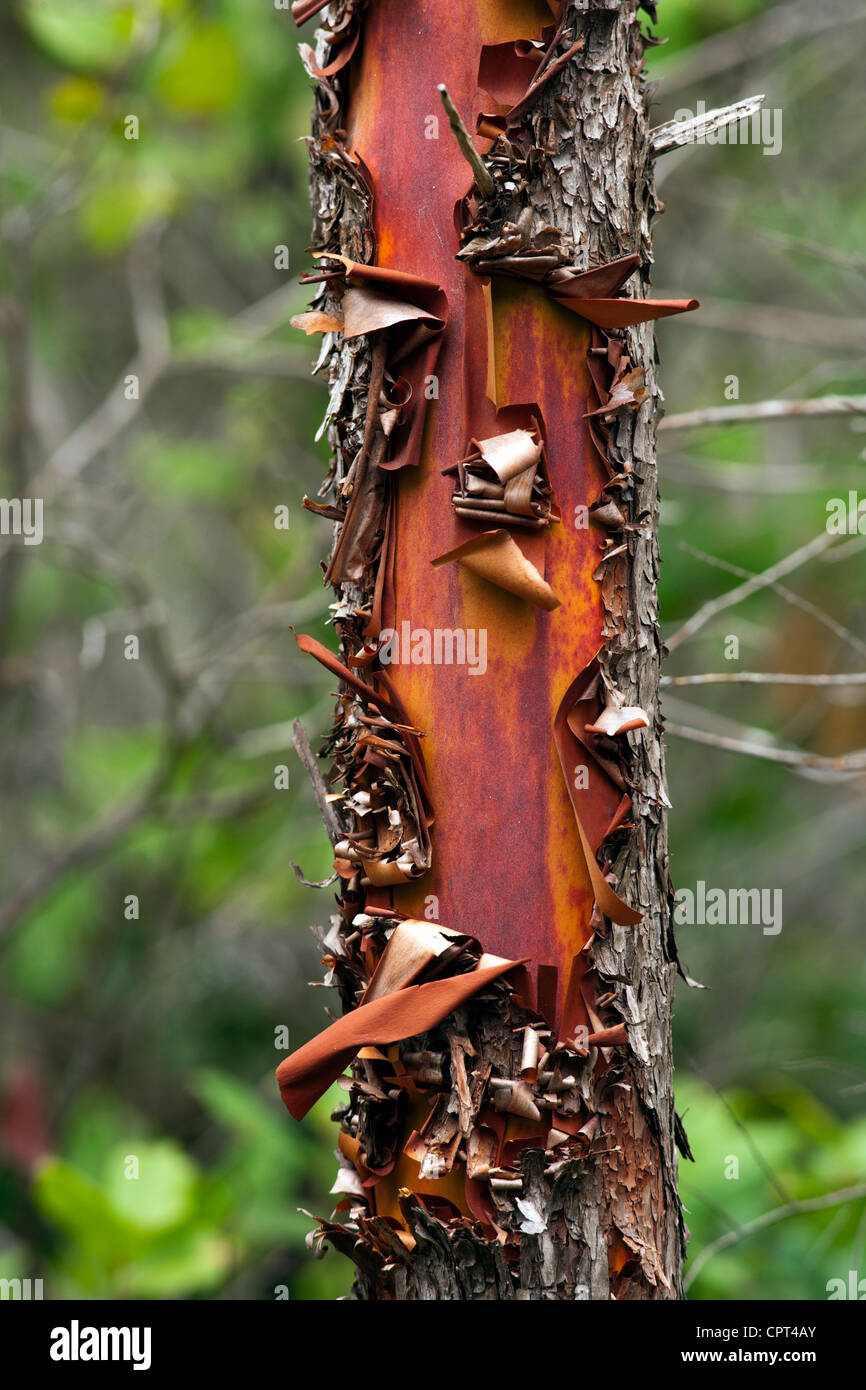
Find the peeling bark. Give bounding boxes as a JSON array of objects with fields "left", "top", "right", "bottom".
[
  {"left": 527, "top": 0, "right": 686, "bottom": 1301},
  {"left": 284, "top": 0, "right": 690, "bottom": 1300}
]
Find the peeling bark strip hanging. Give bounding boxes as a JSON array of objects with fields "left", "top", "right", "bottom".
[{"left": 281, "top": 0, "right": 696, "bottom": 1299}]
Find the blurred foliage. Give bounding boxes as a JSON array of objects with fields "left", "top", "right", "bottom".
[
  {"left": 0, "top": 0, "right": 863, "bottom": 1300},
  {"left": 678, "top": 1077, "right": 866, "bottom": 1299}
]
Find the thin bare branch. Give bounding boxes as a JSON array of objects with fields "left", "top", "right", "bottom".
[
  {"left": 0, "top": 293, "right": 31, "bottom": 658},
  {"left": 688, "top": 297, "right": 866, "bottom": 352},
  {"left": 684, "top": 1181, "right": 866, "bottom": 1293},
  {"left": 666, "top": 531, "right": 839, "bottom": 654},
  {"left": 658, "top": 0, "right": 866, "bottom": 97},
  {"left": 663, "top": 671, "right": 866, "bottom": 688},
  {"left": 651, "top": 95, "right": 765, "bottom": 157},
  {"left": 662, "top": 454, "right": 848, "bottom": 494},
  {"left": 688, "top": 1059, "right": 792, "bottom": 1206},
  {"left": 438, "top": 84, "right": 495, "bottom": 199},
  {"left": 821, "top": 535, "right": 866, "bottom": 565},
  {"left": 292, "top": 718, "right": 343, "bottom": 847},
  {"left": 27, "top": 265, "right": 309, "bottom": 508},
  {"left": 660, "top": 393, "right": 866, "bottom": 431},
  {"left": 223, "top": 278, "right": 302, "bottom": 340},
  {"left": 39, "top": 232, "right": 171, "bottom": 488},
  {"left": 168, "top": 350, "right": 315, "bottom": 380},
  {"left": 0, "top": 764, "right": 276, "bottom": 944},
  {"left": 757, "top": 228, "right": 866, "bottom": 276},
  {"left": 675, "top": 539, "right": 866, "bottom": 660},
  {"left": 0, "top": 754, "right": 177, "bottom": 942},
  {"left": 665, "top": 720, "right": 866, "bottom": 779}
]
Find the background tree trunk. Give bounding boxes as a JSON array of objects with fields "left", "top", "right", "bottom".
[{"left": 286, "top": 0, "right": 690, "bottom": 1300}]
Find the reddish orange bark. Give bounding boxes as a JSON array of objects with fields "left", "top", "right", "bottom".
[{"left": 281, "top": 0, "right": 695, "bottom": 1297}]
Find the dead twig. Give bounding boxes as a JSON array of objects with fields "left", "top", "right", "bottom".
[
  {"left": 292, "top": 717, "right": 343, "bottom": 846},
  {"left": 665, "top": 720, "right": 866, "bottom": 779},
  {"left": 660, "top": 393, "right": 866, "bottom": 431},
  {"left": 651, "top": 95, "right": 765, "bottom": 157},
  {"left": 663, "top": 671, "right": 866, "bottom": 688},
  {"left": 667, "top": 531, "right": 839, "bottom": 654},
  {"left": 684, "top": 1181, "right": 866, "bottom": 1292},
  {"left": 675, "top": 539, "right": 866, "bottom": 660},
  {"left": 438, "top": 85, "right": 495, "bottom": 199}
]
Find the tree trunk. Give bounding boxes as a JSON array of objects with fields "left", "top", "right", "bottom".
[{"left": 281, "top": 0, "right": 693, "bottom": 1300}]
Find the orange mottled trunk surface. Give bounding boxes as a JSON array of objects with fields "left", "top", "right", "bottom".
[{"left": 347, "top": 0, "right": 603, "bottom": 1019}]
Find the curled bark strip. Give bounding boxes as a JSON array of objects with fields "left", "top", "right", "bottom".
[
  {"left": 278, "top": 918, "right": 525, "bottom": 1119},
  {"left": 552, "top": 294, "right": 699, "bottom": 330},
  {"left": 297, "top": 2, "right": 369, "bottom": 80},
  {"left": 291, "top": 308, "right": 345, "bottom": 334},
  {"left": 445, "top": 419, "right": 558, "bottom": 527},
  {"left": 295, "top": 633, "right": 433, "bottom": 884},
  {"left": 431, "top": 529, "right": 561, "bottom": 610},
  {"left": 296, "top": 253, "right": 448, "bottom": 477},
  {"left": 292, "top": 0, "right": 335, "bottom": 24},
  {"left": 553, "top": 665, "right": 642, "bottom": 927}
]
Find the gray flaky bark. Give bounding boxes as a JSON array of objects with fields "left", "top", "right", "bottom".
[
  {"left": 297, "top": 0, "right": 688, "bottom": 1299},
  {"left": 524, "top": 0, "right": 687, "bottom": 1298}
]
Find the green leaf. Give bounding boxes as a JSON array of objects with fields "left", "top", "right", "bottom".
[
  {"left": 6, "top": 876, "right": 103, "bottom": 1005},
  {"left": 103, "top": 1141, "right": 197, "bottom": 1232},
  {"left": 48, "top": 76, "right": 105, "bottom": 124},
  {"left": 158, "top": 24, "right": 242, "bottom": 116},
  {"left": 191, "top": 1068, "right": 298, "bottom": 1164},
  {"left": 21, "top": 0, "right": 161, "bottom": 74},
  {"left": 33, "top": 1158, "right": 142, "bottom": 1265},
  {"left": 78, "top": 172, "right": 178, "bottom": 252},
  {"left": 120, "top": 1229, "right": 234, "bottom": 1297}
]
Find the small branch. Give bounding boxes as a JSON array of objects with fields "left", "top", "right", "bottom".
[
  {"left": 651, "top": 95, "right": 765, "bottom": 157},
  {"left": 167, "top": 350, "right": 315, "bottom": 381},
  {"left": 50, "top": 524, "right": 186, "bottom": 713},
  {"left": 757, "top": 229, "right": 866, "bottom": 276},
  {"left": 155, "top": 784, "right": 274, "bottom": 823},
  {"left": 662, "top": 455, "right": 846, "bottom": 494},
  {"left": 660, "top": 393, "right": 866, "bottom": 430},
  {"left": 0, "top": 768, "right": 278, "bottom": 943},
  {"left": 663, "top": 671, "right": 866, "bottom": 688},
  {"left": 179, "top": 588, "right": 326, "bottom": 675},
  {"left": 666, "top": 530, "right": 838, "bottom": 654},
  {"left": 675, "top": 540, "right": 866, "bottom": 660},
  {"left": 22, "top": 270, "right": 309, "bottom": 519},
  {"left": 38, "top": 231, "right": 171, "bottom": 488},
  {"left": 683, "top": 1181, "right": 866, "bottom": 1292},
  {"left": 665, "top": 721, "right": 866, "bottom": 778},
  {"left": 688, "top": 1059, "right": 792, "bottom": 1206},
  {"left": 822, "top": 535, "right": 866, "bottom": 565},
  {"left": 291, "top": 718, "right": 343, "bottom": 846},
  {"left": 438, "top": 85, "right": 495, "bottom": 200},
  {"left": 0, "top": 755, "right": 177, "bottom": 942},
  {"left": 221, "top": 279, "right": 302, "bottom": 340}
]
